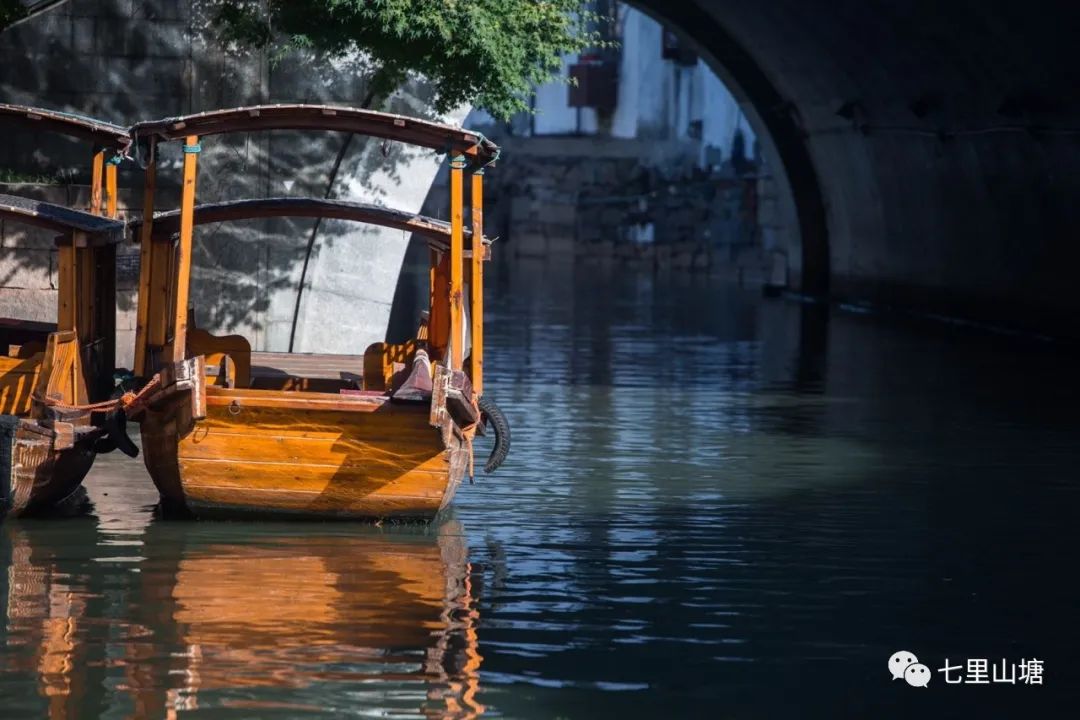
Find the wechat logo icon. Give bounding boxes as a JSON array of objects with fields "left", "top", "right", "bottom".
[{"left": 890, "top": 650, "right": 930, "bottom": 688}]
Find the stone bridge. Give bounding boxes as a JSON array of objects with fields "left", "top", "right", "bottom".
[{"left": 636, "top": 0, "right": 1079, "bottom": 338}]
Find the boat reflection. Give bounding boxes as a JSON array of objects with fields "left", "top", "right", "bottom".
[
  {"left": 3, "top": 517, "right": 485, "bottom": 719},
  {"left": 2, "top": 518, "right": 104, "bottom": 720},
  {"left": 133, "top": 518, "right": 484, "bottom": 718}
]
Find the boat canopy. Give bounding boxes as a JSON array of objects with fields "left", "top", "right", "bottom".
[
  {"left": 0, "top": 104, "right": 130, "bottom": 152},
  {"left": 0, "top": 193, "right": 124, "bottom": 245},
  {"left": 130, "top": 197, "right": 492, "bottom": 255},
  {"left": 130, "top": 104, "right": 498, "bottom": 164}
]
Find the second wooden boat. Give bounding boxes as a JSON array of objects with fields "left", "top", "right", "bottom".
[
  {"left": 0, "top": 195, "right": 125, "bottom": 515},
  {"left": 0, "top": 105, "right": 132, "bottom": 516}
]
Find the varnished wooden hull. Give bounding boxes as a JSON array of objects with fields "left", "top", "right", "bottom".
[
  {"left": 140, "top": 386, "right": 470, "bottom": 520},
  {"left": 0, "top": 328, "right": 119, "bottom": 517},
  {"left": 0, "top": 416, "right": 96, "bottom": 517}
]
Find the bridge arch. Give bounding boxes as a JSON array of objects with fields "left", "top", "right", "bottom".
[
  {"left": 631, "top": 0, "right": 1080, "bottom": 337},
  {"left": 629, "top": 0, "right": 829, "bottom": 296}
]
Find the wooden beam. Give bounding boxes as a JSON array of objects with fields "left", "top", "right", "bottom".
[
  {"left": 78, "top": 152, "right": 104, "bottom": 344},
  {"left": 56, "top": 245, "right": 75, "bottom": 332},
  {"left": 93, "top": 243, "right": 116, "bottom": 400},
  {"left": 429, "top": 248, "right": 437, "bottom": 326},
  {"left": 469, "top": 170, "right": 484, "bottom": 395},
  {"left": 169, "top": 135, "right": 199, "bottom": 363},
  {"left": 129, "top": 105, "right": 500, "bottom": 165},
  {"left": 133, "top": 141, "right": 157, "bottom": 376},
  {"left": 133, "top": 198, "right": 487, "bottom": 249},
  {"left": 429, "top": 250, "right": 449, "bottom": 361},
  {"left": 89, "top": 149, "right": 104, "bottom": 215},
  {"left": 449, "top": 155, "right": 465, "bottom": 370},
  {"left": 146, "top": 236, "right": 171, "bottom": 349},
  {"left": 76, "top": 244, "right": 94, "bottom": 346},
  {"left": 58, "top": 149, "right": 104, "bottom": 333},
  {"left": 105, "top": 160, "right": 118, "bottom": 218}
]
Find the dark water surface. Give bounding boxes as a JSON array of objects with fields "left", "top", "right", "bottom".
[{"left": 2, "top": 261, "right": 1079, "bottom": 718}]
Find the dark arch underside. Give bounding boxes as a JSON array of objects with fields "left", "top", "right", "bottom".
[{"left": 633, "top": 0, "right": 1080, "bottom": 338}]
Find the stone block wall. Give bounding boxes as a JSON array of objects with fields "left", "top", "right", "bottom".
[
  {"left": 0, "top": 182, "right": 143, "bottom": 366},
  {"left": 482, "top": 134, "right": 768, "bottom": 281},
  {"left": 0, "top": 0, "right": 463, "bottom": 355}
]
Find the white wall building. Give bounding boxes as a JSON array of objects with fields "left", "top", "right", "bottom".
[{"left": 470, "top": 3, "right": 755, "bottom": 171}]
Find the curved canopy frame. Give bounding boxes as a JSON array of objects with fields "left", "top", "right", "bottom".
[
  {"left": 0, "top": 193, "right": 124, "bottom": 245},
  {"left": 130, "top": 197, "right": 491, "bottom": 255},
  {"left": 130, "top": 104, "right": 499, "bottom": 165},
  {"left": 0, "top": 104, "right": 130, "bottom": 153}
]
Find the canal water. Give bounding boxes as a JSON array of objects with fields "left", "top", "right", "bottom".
[{"left": 2, "top": 260, "right": 1079, "bottom": 718}]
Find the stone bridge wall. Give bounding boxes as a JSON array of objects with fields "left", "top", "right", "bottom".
[{"left": 637, "top": 0, "right": 1080, "bottom": 339}]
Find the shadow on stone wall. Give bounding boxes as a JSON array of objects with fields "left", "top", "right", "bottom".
[{"left": 0, "top": 0, "right": 451, "bottom": 355}]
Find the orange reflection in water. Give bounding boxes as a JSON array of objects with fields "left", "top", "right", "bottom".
[
  {"left": 127, "top": 521, "right": 485, "bottom": 719},
  {"left": 4, "top": 524, "right": 92, "bottom": 720},
  {"left": 4, "top": 519, "right": 485, "bottom": 719}
]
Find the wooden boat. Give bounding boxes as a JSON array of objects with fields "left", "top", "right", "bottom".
[
  {"left": 0, "top": 105, "right": 132, "bottom": 516},
  {"left": 0, "top": 197, "right": 129, "bottom": 516},
  {"left": 126, "top": 105, "right": 510, "bottom": 520}
]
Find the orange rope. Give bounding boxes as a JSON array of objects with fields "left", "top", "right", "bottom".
[
  {"left": 118, "top": 374, "right": 162, "bottom": 414},
  {"left": 33, "top": 374, "right": 162, "bottom": 414}
]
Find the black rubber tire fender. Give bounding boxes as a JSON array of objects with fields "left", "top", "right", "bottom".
[
  {"left": 104, "top": 408, "right": 139, "bottom": 458},
  {"left": 477, "top": 394, "right": 510, "bottom": 473}
]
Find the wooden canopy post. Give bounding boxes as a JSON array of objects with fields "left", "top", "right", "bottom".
[
  {"left": 57, "top": 149, "right": 105, "bottom": 333},
  {"left": 98, "top": 160, "right": 120, "bottom": 398},
  {"left": 105, "top": 158, "right": 118, "bottom": 218},
  {"left": 133, "top": 139, "right": 157, "bottom": 376},
  {"left": 89, "top": 148, "right": 105, "bottom": 215},
  {"left": 55, "top": 241, "right": 75, "bottom": 333},
  {"left": 168, "top": 135, "right": 200, "bottom": 363},
  {"left": 429, "top": 249, "right": 450, "bottom": 360},
  {"left": 449, "top": 154, "right": 466, "bottom": 370},
  {"left": 469, "top": 169, "right": 484, "bottom": 395},
  {"left": 80, "top": 150, "right": 106, "bottom": 348},
  {"left": 93, "top": 155, "right": 119, "bottom": 397}
]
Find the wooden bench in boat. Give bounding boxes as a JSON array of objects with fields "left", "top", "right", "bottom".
[
  {"left": 250, "top": 352, "right": 365, "bottom": 381},
  {"left": 204, "top": 350, "right": 367, "bottom": 394}
]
